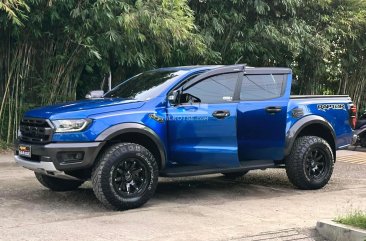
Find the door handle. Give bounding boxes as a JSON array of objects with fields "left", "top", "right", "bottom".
[
  {"left": 265, "top": 106, "right": 282, "bottom": 114},
  {"left": 212, "top": 110, "right": 230, "bottom": 119}
]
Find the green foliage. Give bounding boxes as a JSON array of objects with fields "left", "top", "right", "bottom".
[
  {"left": 1, "top": 0, "right": 366, "bottom": 145},
  {"left": 0, "top": 0, "right": 206, "bottom": 144},
  {"left": 0, "top": 139, "right": 12, "bottom": 151},
  {"left": 0, "top": 0, "right": 29, "bottom": 26},
  {"left": 190, "top": 0, "right": 366, "bottom": 107},
  {"left": 336, "top": 210, "right": 366, "bottom": 229}
]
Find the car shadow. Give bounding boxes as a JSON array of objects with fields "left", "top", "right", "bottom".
[
  {"left": 6, "top": 169, "right": 322, "bottom": 212},
  {"left": 151, "top": 170, "right": 298, "bottom": 205}
]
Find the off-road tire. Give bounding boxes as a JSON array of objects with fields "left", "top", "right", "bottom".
[
  {"left": 35, "top": 173, "right": 84, "bottom": 191},
  {"left": 92, "top": 143, "right": 159, "bottom": 210},
  {"left": 285, "top": 136, "right": 334, "bottom": 190},
  {"left": 222, "top": 171, "right": 249, "bottom": 179}
]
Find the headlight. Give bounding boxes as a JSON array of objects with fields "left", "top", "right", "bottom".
[{"left": 52, "top": 119, "right": 91, "bottom": 133}]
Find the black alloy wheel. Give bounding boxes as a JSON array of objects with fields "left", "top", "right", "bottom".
[
  {"left": 304, "top": 148, "right": 329, "bottom": 181},
  {"left": 111, "top": 158, "right": 149, "bottom": 198}
]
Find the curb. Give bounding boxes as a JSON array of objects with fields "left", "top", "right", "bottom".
[{"left": 316, "top": 220, "right": 366, "bottom": 241}]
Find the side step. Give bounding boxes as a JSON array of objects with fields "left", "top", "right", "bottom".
[{"left": 161, "top": 160, "right": 278, "bottom": 177}]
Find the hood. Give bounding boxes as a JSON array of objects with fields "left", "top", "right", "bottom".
[{"left": 24, "top": 98, "right": 145, "bottom": 119}]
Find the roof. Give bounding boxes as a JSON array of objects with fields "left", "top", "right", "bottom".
[
  {"left": 245, "top": 67, "right": 292, "bottom": 74},
  {"left": 156, "top": 65, "right": 291, "bottom": 74},
  {"left": 156, "top": 65, "right": 222, "bottom": 71}
]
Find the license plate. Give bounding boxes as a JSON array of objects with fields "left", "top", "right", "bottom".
[{"left": 19, "top": 144, "right": 31, "bottom": 158}]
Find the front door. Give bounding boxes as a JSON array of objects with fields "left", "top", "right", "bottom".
[{"left": 167, "top": 69, "right": 243, "bottom": 170}]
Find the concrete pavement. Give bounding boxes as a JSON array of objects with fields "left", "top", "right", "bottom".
[{"left": 0, "top": 150, "right": 365, "bottom": 241}]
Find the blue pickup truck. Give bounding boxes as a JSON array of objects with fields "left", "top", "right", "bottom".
[{"left": 15, "top": 65, "right": 356, "bottom": 210}]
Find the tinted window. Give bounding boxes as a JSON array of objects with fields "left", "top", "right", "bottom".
[
  {"left": 240, "top": 74, "right": 286, "bottom": 100},
  {"left": 183, "top": 73, "right": 239, "bottom": 104}
]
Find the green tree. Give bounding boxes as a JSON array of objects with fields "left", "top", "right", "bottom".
[
  {"left": 190, "top": 0, "right": 366, "bottom": 106},
  {"left": 1, "top": 0, "right": 366, "bottom": 145},
  {"left": 0, "top": 0, "right": 206, "bottom": 144}
]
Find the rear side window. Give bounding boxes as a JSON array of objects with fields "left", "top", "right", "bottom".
[
  {"left": 183, "top": 73, "right": 239, "bottom": 104},
  {"left": 240, "top": 74, "right": 287, "bottom": 100}
]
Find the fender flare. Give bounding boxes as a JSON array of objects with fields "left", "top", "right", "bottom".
[
  {"left": 284, "top": 115, "right": 336, "bottom": 156},
  {"left": 95, "top": 123, "right": 167, "bottom": 169}
]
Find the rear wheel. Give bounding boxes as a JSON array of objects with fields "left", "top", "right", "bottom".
[
  {"left": 285, "top": 136, "right": 334, "bottom": 190},
  {"left": 35, "top": 173, "right": 84, "bottom": 191},
  {"left": 222, "top": 171, "right": 249, "bottom": 179},
  {"left": 92, "top": 143, "right": 159, "bottom": 210}
]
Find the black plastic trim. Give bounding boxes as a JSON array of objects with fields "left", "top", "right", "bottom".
[
  {"left": 95, "top": 123, "right": 167, "bottom": 169},
  {"left": 233, "top": 72, "right": 243, "bottom": 101},
  {"left": 19, "top": 117, "right": 55, "bottom": 144},
  {"left": 15, "top": 140, "right": 104, "bottom": 171},
  {"left": 161, "top": 161, "right": 276, "bottom": 177},
  {"left": 285, "top": 115, "right": 336, "bottom": 156}
]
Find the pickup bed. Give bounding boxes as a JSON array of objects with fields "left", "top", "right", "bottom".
[{"left": 15, "top": 65, "right": 356, "bottom": 210}]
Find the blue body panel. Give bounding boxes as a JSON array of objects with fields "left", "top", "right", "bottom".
[
  {"left": 23, "top": 66, "right": 354, "bottom": 172},
  {"left": 286, "top": 98, "right": 353, "bottom": 149},
  {"left": 167, "top": 103, "right": 239, "bottom": 169},
  {"left": 237, "top": 74, "right": 292, "bottom": 161}
]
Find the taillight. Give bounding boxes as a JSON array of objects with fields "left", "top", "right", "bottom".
[{"left": 349, "top": 104, "right": 357, "bottom": 129}]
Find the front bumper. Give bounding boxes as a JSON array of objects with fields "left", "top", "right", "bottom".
[{"left": 14, "top": 141, "right": 104, "bottom": 172}]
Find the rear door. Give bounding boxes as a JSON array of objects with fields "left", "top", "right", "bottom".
[
  {"left": 167, "top": 66, "right": 244, "bottom": 170},
  {"left": 237, "top": 71, "right": 290, "bottom": 162}
]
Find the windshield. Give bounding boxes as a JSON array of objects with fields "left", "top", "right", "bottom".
[{"left": 104, "top": 70, "right": 185, "bottom": 101}]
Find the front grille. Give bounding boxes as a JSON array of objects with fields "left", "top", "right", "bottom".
[{"left": 19, "top": 118, "right": 53, "bottom": 144}]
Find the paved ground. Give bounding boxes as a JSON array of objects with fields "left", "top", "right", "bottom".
[{"left": 0, "top": 149, "right": 365, "bottom": 241}]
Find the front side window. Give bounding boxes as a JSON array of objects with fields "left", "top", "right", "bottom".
[
  {"left": 181, "top": 73, "right": 239, "bottom": 104},
  {"left": 240, "top": 74, "right": 287, "bottom": 100}
]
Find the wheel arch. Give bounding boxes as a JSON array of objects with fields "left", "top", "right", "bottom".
[
  {"left": 285, "top": 115, "right": 336, "bottom": 160},
  {"left": 95, "top": 123, "right": 167, "bottom": 170}
]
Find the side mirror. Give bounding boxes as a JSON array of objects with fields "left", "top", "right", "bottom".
[
  {"left": 168, "top": 90, "right": 180, "bottom": 105},
  {"left": 85, "top": 90, "right": 104, "bottom": 99}
]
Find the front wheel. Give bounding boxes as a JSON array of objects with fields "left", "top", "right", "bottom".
[
  {"left": 92, "top": 143, "right": 159, "bottom": 210},
  {"left": 285, "top": 136, "right": 334, "bottom": 190}
]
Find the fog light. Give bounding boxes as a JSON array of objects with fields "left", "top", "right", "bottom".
[
  {"left": 75, "top": 152, "right": 83, "bottom": 160},
  {"left": 57, "top": 152, "right": 84, "bottom": 164}
]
